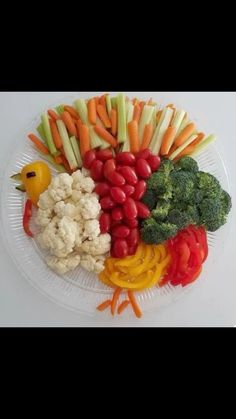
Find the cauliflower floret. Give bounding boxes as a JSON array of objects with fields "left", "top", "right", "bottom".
[
  {"left": 38, "top": 190, "right": 55, "bottom": 210},
  {"left": 46, "top": 253, "right": 81, "bottom": 275},
  {"left": 81, "top": 167, "right": 90, "bottom": 177},
  {"left": 48, "top": 173, "right": 73, "bottom": 202},
  {"left": 74, "top": 221, "right": 84, "bottom": 249},
  {"left": 54, "top": 201, "right": 78, "bottom": 219},
  {"left": 72, "top": 169, "right": 84, "bottom": 185},
  {"left": 79, "top": 194, "right": 101, "bottom": 220},
  {"left": 35, "top": 208, "right": 53, "bottom": 228},
  {"left": 74, "top": 177, "right": 95, "bottom": 194},
  {"left": 71, "top": 190, "right": 83, "bottom": 203},
  {"left": 80, "top": 254, "right": 106, "bottom": 274},
  {"left": 37, "top": 216, "right": 77, "bottom": 258},
  {"left": 83, "top": 219, "right": 100, "bottom": 240},
  {"left": 81, "top": 234, "right": 111, "bottom": 256}
]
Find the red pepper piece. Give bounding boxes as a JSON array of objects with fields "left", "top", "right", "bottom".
[{"left": 23, "top": 199, "right": 34, "bottom": 238}]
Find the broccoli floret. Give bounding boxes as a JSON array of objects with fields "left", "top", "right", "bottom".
[
  {"left": 141, "top": 218, "right": 178, "bottom": 245},
  {"left": 158, "top": 158, "right": 174, "bottom": 175},
  {"left": 195, "top": 189, "right": 205, "bottom": 205},
  {"left": 147, "top": 171, "right": 169, "bottom": 194},
  {"left": 199, "top": 197, "right": 226, "bottom": 232},
  {"left": 152, "top": 200, "right": 171, "bottom": 221},
  {"left": 141, "top": 189, "right": 157, "bottom": 210},
  {"left": 185, "top": 205, "right": 200, "bottom": 225},
  {"left": 170, "top": 171, "right": 195, "bottom": 203},
  {"left": 175, "top": 156, "right": 199, "bottom": 173},
  {"left": 166, "top": 209, "right": 192, "bottom": 230},
  {"left": 197, "top": 172, "right": 221, "bottom": 198},
  {"left": 220, "top": 190, "right": 232, "bottom": 214}
]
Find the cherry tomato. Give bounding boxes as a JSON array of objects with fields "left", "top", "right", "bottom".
[
  {"left": 113, "top": 239, "right": 128, "bottom": 258},
  {"left": 94, "top": 182, "right": 110, "bottom": 197},
  {"left": 90, "top": 160, "right": 104, "bottom": 181},
  {"left": 83, "top": 150, "right": 97, "bottom": 169},
  {"left": 100, "top": 196, "right": 115, "bottom": 210},
  {"left": 128, "top": 245, "right": 138, "bottom": 256},
  {"left": 121, "top": 184, "right": 135, "bottom": 197},
  {"left": 111, "top": 219, "right": 122, "bottom": 227},
  {"left": 135, "top": 201, "right": 150, "bottom": 218},
  {"left": 110, "top": 187, "right": 126, "bottom": 204},
  {"left": 132, "top": 180, "right": 147, "bottom": 200},
  {"left": 112, "top": 224, "right": 130, "bottom": 239},
  {"left": 147, "top": 155, "right": 161, "bottom": 172},
  {"left": 135, "top": 149, "right": 152, "bottom": 160},
  {"left": 99, "top": 212, "right": 111, "bottom": 234},
  {"left": 111, "top": 207, "right": 124, "bottom": 222},
  {"left": 116, "top": 152, "right": 136, "bottom": 166},
  {"left": 124, "top": 217, "right": 138, "bottom": 228},
  {"left": 103, "top": 159, "right": 116, "bottom": 179},
  {"left": 135, "top": 159, "right": 152, "bottom": 179},
  {"left": 119, "top": 166, "right": 138, "bottom": 186},
  {"left": 96, "top": 149, "right": 113, "bottom": 161},
  {"left": 107, "top": 171, "right": 126, "bottom": 187},
  {"left": 123, "top": 198, "right": 138, "bottom": 219},
  {"left": 126, "top": 228, "right": 140, "bottom": 247}
]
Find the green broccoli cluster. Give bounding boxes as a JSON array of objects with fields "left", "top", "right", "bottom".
[{"left": 141, "top": 156, "right": 232, "bottom": 244}]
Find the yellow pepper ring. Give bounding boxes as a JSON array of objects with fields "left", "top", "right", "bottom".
[
  {"left": 110, "top": 270, "right": 154, "bottom": 290},
  {"left": 98, "top": 271, "right": 115, "bottom": 287},
  {"left": 128, "top": 245, "right": 153, "bottom": 276},
  {"left": 114, "top": 243, "right": 145, "bottom": 268},
  {"left": 158, "top": 244, "right": 167, "bottom": 262}
]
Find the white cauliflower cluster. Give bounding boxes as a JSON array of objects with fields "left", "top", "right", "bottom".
[{"left": 36, "top": 171, "right": 111, "bottom": 275}]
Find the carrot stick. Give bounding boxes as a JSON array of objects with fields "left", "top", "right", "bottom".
[
  {"left": 128, "top": 120, "right": 139, "bottom": 153},
  {"left": 156, "top": 110, "right": 163, "bottom": 124},
  {"left": 118, "top": 300, "right": 130, "bottom": 315},
  {"left": 54, "top": 155, "right": 63, "bottom": 164},
  {"left": 191, "top": 132, "right": 205, "bottom": 147},
  {"left": 141, "top": 124, "right": 154, "bottom": 150},
  {"left": 99, "top": 95, "right": 107, "bottom": 107},
  {"left": 111, "top": 109, "right": 117, "bottom": 136},
  {"left": 167, "top": 103, "right": 175, "bottom": 109},
  {"left": 147, "top": 98, "right": 153, "bottom": 105},
  {"left": 61, "top": 111, "right": 78, "bottom": 138},
  {"left": 88, "top": 98, "right": 97, "bottom": 125},
  {"left": 97, "top": 300, "right": 112, "bottom": 312},
  {"left": 139, "top": 101, "right": 145, "bottom": 113},
  {"left": 48, "top": 109, "right": 60, "bottom": 121},
  {"left": 80, "top": 124, "right": 91, "bottom": 157},
  {"left": 28, "top": 134, "right": 49, "bottom": 154},
  {"left": 111, "top": 288, "right": 122, "bottom": 316},
  {"left": 94, "top": 125, "right": 117, "bottom": 147},
  {"left": 64, "top": 105, "right": 80, "bottom": 120},
  {"left": 173, "top": 145, "right": 195, "bottom": 160},
  {"left": 160, "top": 126, "right": 176, "bottom": 156},
  {"left": 94, "top": 97, "right": 100, "bottom": 106},
  {"left": 60, "top": 154, "right": 72, "bottom": 173},
  {"left": 76, "top": 119, "right": 83, "bottom": 139},
  {"left": 174, "top": 123, "right": 196, "bottom": 147},
  {"left": 133, "top": 105, "right": 141, "bottom": 123},
  {"left": 49, "top": 119, "right": 63, "bottom": 149},
  {"left": 132, "top": 98, "right": 139, "bottom": 106},
  {"left": 96, "top": 104, "right": 111, "bottom": 129},
  {"left": 128, "top": 291, "right": 142, "bottom": 318}
]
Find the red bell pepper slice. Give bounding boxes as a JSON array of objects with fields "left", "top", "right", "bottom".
[{"left": 23, "top": 199, "right": 34, "bottom": 238}]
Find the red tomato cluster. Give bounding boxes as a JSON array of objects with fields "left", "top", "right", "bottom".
[{"left": 83, "top": 149, "right": 161, "bottom": 258}]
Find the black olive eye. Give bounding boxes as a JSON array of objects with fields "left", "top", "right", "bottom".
[{"left": 27, "top": 171, "right": 36, "bottom": 178}]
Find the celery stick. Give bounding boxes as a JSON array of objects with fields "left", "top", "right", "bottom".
[
  {"left": 37, "top": 151, "right": 66, "bottom": 173},
  {"left": 111, "top": 97, "right": 117, "bottom": 109},
  {"left": 55, "top": 105, "right": 64, "bottom": 115},
  {"left": 151, "top": 105, "right": 157, "bottom": 132},
  {"left": 191, "top": 134, "right": 216, "bottom": 157},
  {"left": 150, "top": 108, "right": 174, "bottom": 155},
  {"left": 74, "top": 99, "right": 89, "bottom": 125},
  {"left": 117, "top": 93, "right": 127, "bottom": 143},
  {"left": 106, "top": 95, "right": 112, "bottom": 117},
  {"left": 138, "top": 105, "right": 155, "bottom": 144},
  {"left": 122, "top": 103, "right": 134, "bottom": 152},
  {"left": 169, "top": 135, "right": 198, "bottom": 160},
  {"left": 41, "top": 113, "right": 58, "bottom": 156},
  {"left": 90, "top": 127, "right": 104, "bottom": 149},
  {"left": 37, "top": 123, "right": 47, "bottom": 143},
  {"left": 57, "top": 120, "right": 78, "bottom": 170},
  {"left": 70, "top": 136, "right": 82, "bottom": 168},
  {"left": 176, "top": 115, "right": 189, "bottom": 137}
]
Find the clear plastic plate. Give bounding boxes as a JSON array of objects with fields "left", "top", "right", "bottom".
[{"left": 0, "top": 97, "right": 232, "bottom": 317}]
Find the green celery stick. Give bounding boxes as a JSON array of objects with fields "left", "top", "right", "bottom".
[
  {"left": 117, "top": 93, "right": 127, "bottom": 143},
  {"left": 122, "top": 102, "right": 134, "bottom": 152},
  {"left": 169, "top": 134, "right": 198, "bottom": 160},
  {"left": 191, "top": 134, "right": 216, "bottom": 157},
  {"left": 150, "top": 107, "right": 174, "bottom": 155},
  {"left": 74, "top": 99, "right": 89, "bottom": 125},
  {"left": 37, "top": 151, "right": 66, "bottom": 173},
  {"left": 106, "top": 95, "right": 112, "bottom": 117},
  {"left": 111, "top": 97, "right": 117, "bottom": 109},
  {"left": 70, "top": 136, "right": 82, "bottom": 168},
  {"left": 55, "top": 105, "right": 64, "bottom": 115},
  {"left": 41, "top": 113, "right": 58, "bottom": 156},
  {"left": 138, "top": 105, "right": 155, "bottom": 144},
  {"left": 56, "top": 120, "right": 78, "bottom": 170},
  {"left": 37, "top": 123, "right": 47, "bottom": 143}
]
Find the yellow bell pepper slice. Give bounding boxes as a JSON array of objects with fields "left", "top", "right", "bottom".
[
  {"left": 21, "top": 161, "right": 52, "bottom": 206},
  {"left": 153, "top": 254, "right": 172, "bottom": 285},
  {"left": 147, "top": 246, "right": 161, "bottom": 270},
  {"left": 110, "top": 270, "right": 154, "bottom": 290},
  {"left": 98, "top": 270, "right": 115, "bottom": 287},
  {"left": 114, "top": 243, "right": 145, "bottom": 268},
  {"left": 128, "top": 245, "right": 153, "bottom": 276},
  {"left": 158, "top": 244, "right": 167, "bottom": 262}
]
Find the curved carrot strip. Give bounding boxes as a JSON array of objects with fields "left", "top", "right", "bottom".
[
  {"left": 28, "top": 134, "right": 49, "bottom": 154},
  {"left": 128, "top": 291, "right": 142, "bottom": 318},
  {"left": 111, "top": 288, "right": 122, "bottom": 316}
]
